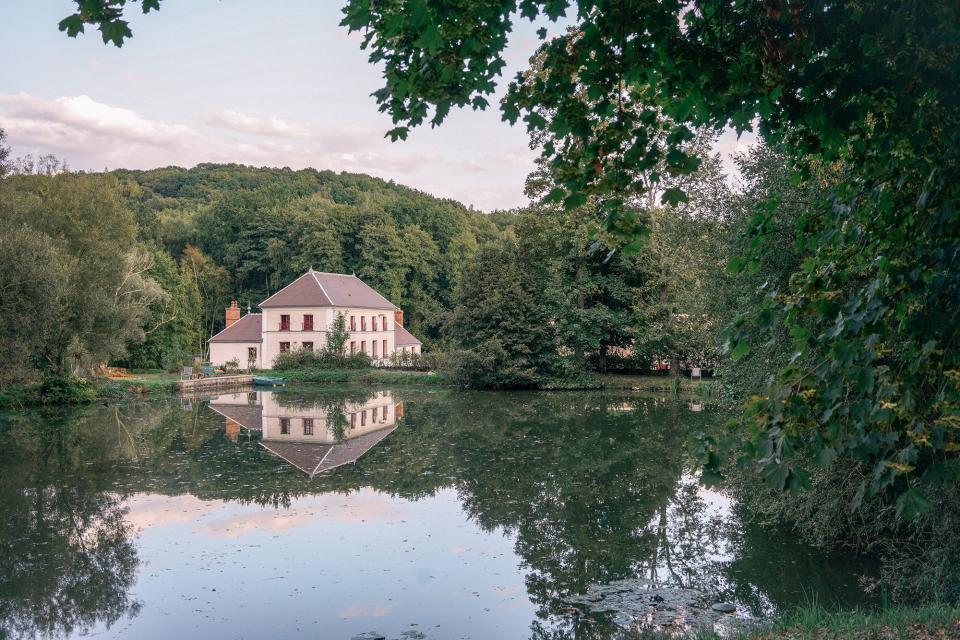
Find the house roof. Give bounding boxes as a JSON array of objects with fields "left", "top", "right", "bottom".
[
  {"left": 208, "top": 403, "right": 263, "bottom": 431},
  {"left": 394, "top": 322, "right": 422, "bottom": 346},
  {"left": 259, "top": 270, "right": 395, "bottom": 310},
  {"left": 260, "top": 424, "right": 397, "bottom": 477},
  {"left": 208, "top": 313, "right": 262, "bottom": 343}
]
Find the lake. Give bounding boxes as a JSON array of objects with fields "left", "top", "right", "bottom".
[{"left": 0, "top": 387, "right": 874, "bottom": 639}]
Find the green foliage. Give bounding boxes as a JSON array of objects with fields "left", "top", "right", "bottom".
[
  {"left": 40, "top": 1, "right": 960, "bottom": 523},
  {"left": 0, "top": 169, "right": 165, "bottom": 379},
  {"left": 0, "top": 376, "right": 97, "bottom": 410},
  {"left": 125, "top": 250, "right": 203, "bottom": 370},
  {"left": 324, "top": 313, "right": 350, "bottom": 360},
  {"left": 445, "top": 241, "right": 559, "bottom": 388},
  {"left": 385, "top": 349, "right": 446, "bottom": 372},
  {"left": 120, "top": 164, "right": 503, "bottom": 344},
  {"left": 271, "top": 348, "right": 370, "bottom": 372},
  {"left": 59, "top": 1, "right": 160, "bottom": 46},
  {"left": 337, "top": 0, "right": 960, "bottom": 516},
  {"left": 278, "top": 367, "right": 445, "bottom": 386}
]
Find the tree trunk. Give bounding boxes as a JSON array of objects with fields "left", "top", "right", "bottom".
[{"left": 670, "top": 353, "right": 680, "bottom": 377}]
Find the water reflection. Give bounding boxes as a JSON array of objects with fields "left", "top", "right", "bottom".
[
  {"left": 0, "top": 389, "right": 875, "bottom": 640},
  {"left": 209, "top": 390, "right": 402, "bottom": 476}
]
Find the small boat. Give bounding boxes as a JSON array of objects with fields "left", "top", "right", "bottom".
[{"left": 254, "top": 375, "right": 286, "bottom": 387}]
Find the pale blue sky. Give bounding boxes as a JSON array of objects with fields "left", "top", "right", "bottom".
[
  {"left": 0, "top": 2, "right": 753, "bottom": 210},
  {"left": 0, "top": 1, "right": 556, "bottom": 210}
]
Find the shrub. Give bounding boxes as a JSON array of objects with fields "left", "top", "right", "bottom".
[
  {"left": 384, "top": 350, "right": 447, "bottom": 371},
  {"left": 443, "top": 343, "right": 542, "bottom": 390},
  {"left": 0, "top": 375, "right": 96, "bottom": 409},
  {"left": 272, "top": 348, "right": 370, "bottom": 371}
]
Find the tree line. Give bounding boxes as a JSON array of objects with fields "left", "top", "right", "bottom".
[{"left": 0, "top": 128, "right": 737, "bottom": 385}]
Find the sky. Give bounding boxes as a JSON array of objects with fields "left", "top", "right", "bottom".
[{"left": 0, "top": 1, "right": 754, "bottom": 211}]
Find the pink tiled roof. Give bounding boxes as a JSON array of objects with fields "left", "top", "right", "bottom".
[
  {"left": 208, "top": 313, "right": 262, "bottom": 343},
  {"left": 394, "top": 322, "right": 422, "bottom": 346},
  {"left": 259, "top": 270, "right": 395, "bottom": 310},
  {"left": 258, "top": 271, "right": 333, "bottom": 308}
]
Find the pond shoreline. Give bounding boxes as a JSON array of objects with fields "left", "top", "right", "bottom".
[{"left": 1, "top": 369, "right": 718, "bottom": 410}]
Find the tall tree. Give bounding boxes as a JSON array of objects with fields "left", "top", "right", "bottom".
[
  {"left": 179, "top": 244, "right": 229, "bottom": 358},
  {"left": 0, "top": 172, "right": 163, "bottom": 375},
  {"left": 447, "top": 241, "right": 559, "bottom": 389},
  {"left": 336, "top": 0, "right": 960, "bottom": 514}
]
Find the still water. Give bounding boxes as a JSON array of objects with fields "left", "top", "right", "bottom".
[{"left": 0, "top": 387, "right": 873, "bottom": 639}]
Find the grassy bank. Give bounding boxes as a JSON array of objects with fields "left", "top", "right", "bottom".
[
  {"left": 0, "top": 373, "right": 180, "bottom": 409},
  {"left": 1, "top": 371, "right": 716, "bottom": 409},
  {"left": 634, "top": 605, "right": 960, "bottom": 640},
  {"left": 751, "top": 604, "right": 960, "bottom": 640}
]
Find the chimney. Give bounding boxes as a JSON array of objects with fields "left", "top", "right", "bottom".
[
  {"left": 395, "top": 308, "right": 404, "bottom": 328},
  {"left": 226, "top": 300, "right": 240, "bottom": 328}
]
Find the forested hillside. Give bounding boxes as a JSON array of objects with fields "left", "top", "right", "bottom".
[
  {"left": 0, "top": 145, "right": 517, "bottom": 377},
  {"left": 115, "top": 163, "right": 508, "bottom": 366}
]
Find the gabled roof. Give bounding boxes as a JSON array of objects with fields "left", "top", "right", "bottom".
[
  {"left": 208, "top": 403, "right": 263, "bottom": 431},
  {"left": 208, "top": 313, "right": 262, "bottom": 343},
  {"left": 260, "top": 424, "right": 397, "bottom": 477},
  {"left": 258, "top": 271, "right": 332, "bottom": 308},
  {"left": 259, "top": 270, "right": 396, "bottom": 310},
  {"left": 394, "top": 322, "right": 422, "bottom": 346}
]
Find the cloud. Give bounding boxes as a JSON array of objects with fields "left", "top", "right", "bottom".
[
  {"left": 0, "top": 92, "right": 191, "bottom": 152},
  {"left": 0, "top": 92, "right": 532, "bottom": 210},
  {"left": 206, "top": 109, "right": 310, "bottom": 139}
]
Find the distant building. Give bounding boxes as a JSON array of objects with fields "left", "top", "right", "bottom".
[{"left": 208, "top": 270, "right": 423, "bottom": 369}]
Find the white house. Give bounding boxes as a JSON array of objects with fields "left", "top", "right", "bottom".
[{"left": 208, "top": 270, "right": 422, "bottom": 369}]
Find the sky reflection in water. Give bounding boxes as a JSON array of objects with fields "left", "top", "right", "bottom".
[{"left": 0, "top": 388, "right": 875, "bottom": 639}]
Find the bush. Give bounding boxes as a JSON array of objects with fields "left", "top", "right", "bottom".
[
  {"left": 443, "top": 343, "right": 543, "bottom": 390},
  {"left": 271, "top": 348, "right": 370, "bottom": 371},
  {"left": 0, "top": 375, "right": 96, "bottom": 409},
  {"left": 384, "top": 350, "right": 447, "bottom": 371}
]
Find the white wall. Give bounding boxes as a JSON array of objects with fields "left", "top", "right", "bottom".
[
  {"left": 339, "top": 307, "right": 394, "bottom": 363},
  {"left": 209, "top": 342, "right": 262, "bottom": 369},
  {"left": 260, "top": 306, "right": 396, "bottom": 368}
]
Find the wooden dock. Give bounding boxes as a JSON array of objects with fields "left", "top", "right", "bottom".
[{"left": 174, "top": 375, "right": 255, "bottom": 393}]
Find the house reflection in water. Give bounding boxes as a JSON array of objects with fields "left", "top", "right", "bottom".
[{"left": 208, "top": 390, "right": 403, "bottom": 477}]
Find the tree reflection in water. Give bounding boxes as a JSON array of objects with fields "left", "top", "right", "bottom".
[
  {"left": 0, "top": 389, "right": 873, "bottom": 639},
  {"left": 0, "top": 414, "right": 141, "bottom": 639}
]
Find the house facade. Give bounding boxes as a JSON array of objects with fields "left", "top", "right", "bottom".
[{"left": 208, "top": 270, "right": 422, "bottom": 370}]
